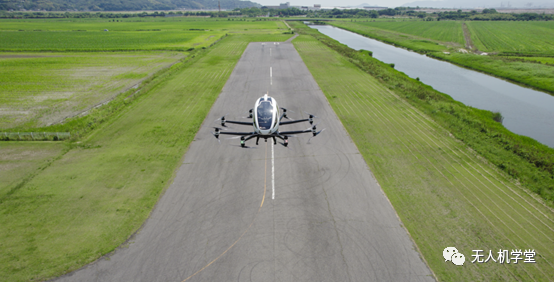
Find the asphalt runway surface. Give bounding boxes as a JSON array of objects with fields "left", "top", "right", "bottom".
[{"left": 55, "top": 39, "right": 434, "bottom": 282}]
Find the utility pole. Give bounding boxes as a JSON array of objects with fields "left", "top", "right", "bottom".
[{"left": 218, "top": 0, "right": 221, "bottom": 13}]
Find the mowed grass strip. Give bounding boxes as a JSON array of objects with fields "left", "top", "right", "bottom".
[
  {"left": 0, "top": 33, "right": 292, "bottom": 282},
  {"left": 293, "top": 35, "right": 554, "bottom": 281},
  {"left": 0, "top": 142, "right": 68, "bottom": 197}
]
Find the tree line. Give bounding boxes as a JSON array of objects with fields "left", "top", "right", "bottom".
[{"left": 1, "top": 7, "right": 552, "bottom": 21}]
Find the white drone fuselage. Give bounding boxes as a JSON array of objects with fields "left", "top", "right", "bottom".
[{"left": 253, "top": 94, "right": 280, "bottom": 136}]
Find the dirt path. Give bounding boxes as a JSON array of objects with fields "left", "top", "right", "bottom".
[{"left": 462, "top": 22, "right": 475, "bottom": 51}]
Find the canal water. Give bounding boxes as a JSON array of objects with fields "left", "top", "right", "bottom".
[{"left": 309, "top": 25, "right": 554, "bottom": 148}]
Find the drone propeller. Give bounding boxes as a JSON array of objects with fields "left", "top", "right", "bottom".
[
  {"left": 280, "top": 107, "right": 295, "bottom": 120},
  {"left": 241, "top": 109, "right": 254, "bottom": 119},
  {"left": 308, "top": 128, "right": 326, "bottom": 144},
  {"left": 211, "top": 127, "right": 222, "bottom": 143},
  {"left": 302, "top": 111, "right": 319, "bottom": 124},
  {"left": 214, "top": 114, "right": 230, "bottom": 127}
]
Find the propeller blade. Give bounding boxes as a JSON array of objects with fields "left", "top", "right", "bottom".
[
  {"left": 303, "top": 111, "right": 318, "bottom": 118},
  {"left": 307, "top": 128, "right": 325, "bottom": 144}
]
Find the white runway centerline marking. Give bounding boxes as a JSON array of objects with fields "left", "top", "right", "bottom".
[
  {"left": 270, "top": 66, "right": 272, "bottom": 85},
  {"left": 271, "top": 140, "right": 275, "bottom": 200}
]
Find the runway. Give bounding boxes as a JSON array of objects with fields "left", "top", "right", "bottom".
[{"left": 55, "top": 39, "right": 434, "bottom": 281}]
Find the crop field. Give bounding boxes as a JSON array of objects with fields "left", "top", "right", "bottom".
[
  {"left": 331, "top": 21, "right": 457, "bottom": 52},
  {"left": 294, "top": 34, "right": 554, "bottom": 281},
  {"left": 0, "top": 18, "right": 290, "bottom": 130},
  {"left": 0, "top": 18, "right": 288, "bottom": 51},
  {"left": 344, "top": 20, "right": 465, "bottom": 46},
  {"left": 467, "top": 21, "right": 554, "bottom": 53},
  {"left": 0, "top": 32, "right": 293, "bottom": 282},
  {"left": 0, "top": 31, "right": 224, "bottom": 51},
  {"left": 0, "top": 52, "right": 184, "bottom": 129},
  {"left": 0, "top": 17, "right": 288, "bottom": 32}
]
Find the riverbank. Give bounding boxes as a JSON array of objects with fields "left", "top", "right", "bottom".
[
  {"left": 328, "top": 20, "right": 554, "bottom": 96},
  {"left": 289, "top": 21, "right": 554, "bottom": 208}
]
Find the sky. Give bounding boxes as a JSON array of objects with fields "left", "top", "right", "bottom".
[{"left": 253, "top": 0, "right": 410, "bottom": 8}]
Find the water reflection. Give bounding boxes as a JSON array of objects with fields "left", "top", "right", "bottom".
[{"left": 310, "top": 25, "right": 554, "bottom": 148}]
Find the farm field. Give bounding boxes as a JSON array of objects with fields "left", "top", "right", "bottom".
[
  {"left": 467, "top": 21, "right": 554, "bottom": 53},
  {"left": 0, "top": 33, "right": 293, "bottom": 282},
  {"left": 293, "top": 33, "right": 554, "bottom": 281},
  {"left": 0, "top": 17, "right": 288, "bottom": 32},
  {"left": 0, "top": 52, "right": 185, "bottom": 129},
  {"left": 0, "top": 31, "right": 224, "bottom": 51},
  {"left": 0, "top": 18, "right": 290, "bottom": 130},
  {"left": 346, "top": 20, "right": 465, "bottom": 46},
  {"left": 331, "top": 20, "right": 461, "bottom": 52}
]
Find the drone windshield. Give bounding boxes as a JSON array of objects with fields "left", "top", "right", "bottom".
[{"left": 257, "top": 101, "right": 273, "bottom": 130}]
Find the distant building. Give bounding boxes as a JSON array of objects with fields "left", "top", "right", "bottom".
[
  {"left": 280, "top": 2, "right": 290, "bottom": 9},
  {"left": 363, "top": 6, "right": 388, "bottom": 10},
  {"left": 300, "top": 4, "right": 322, "bottom": 11}
]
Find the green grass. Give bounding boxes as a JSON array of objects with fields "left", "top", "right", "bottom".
[
  {"left": 0, "top": 52, "right": 184, "bottom": 128},
  {"left": 293, "top": 31, "right": 554, "bottom": 282},
  {"left": 467, "top": 21, "right": 554, "bottom": 53},
  {"left": 511, "top": 56, "right": 554, "bottom": 65},
  {"left": 0, "top": 33, "right": 293, "bottom": 282},
  {"left": 0, "top": 142, "right": 68, "bottom": 197}
]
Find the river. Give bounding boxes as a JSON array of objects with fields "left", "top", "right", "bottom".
[{"left": 309, "top": 25, "right": 554, "bottom": 148}]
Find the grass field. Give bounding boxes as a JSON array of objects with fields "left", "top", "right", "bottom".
[
  {"left": 331, "top": 21, "right": 460, "bottom": 53},
  {"left": 0, "top": 18, "right": 290, "bottom": 131},
  {"left": 0, "top": 33, "right": 293, "bottom": 282},
  {"left": 0, "top": 18, "right": 288, "bottom": 51},
  {"left": 0, "top": 31, "right": 224, "bottom": 51},
  {"left": 467, "top": 21, "right": 554, "bottom": 53},
  {"left": 0, "top": 52, "right": 184, "bottom": 128},
  {"left": 345, "top": 20, "right": 465, "bottom": 46},
  {"left": 0, "top": 17, "right": 288, "bottom": 32},
  {"left": 293, "top": 33, "right": 554, "bottom": 281}
]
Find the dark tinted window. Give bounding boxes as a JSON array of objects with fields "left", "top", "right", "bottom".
[{"left": 257, "top": 101, "right": 273, "bottom": 130}]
